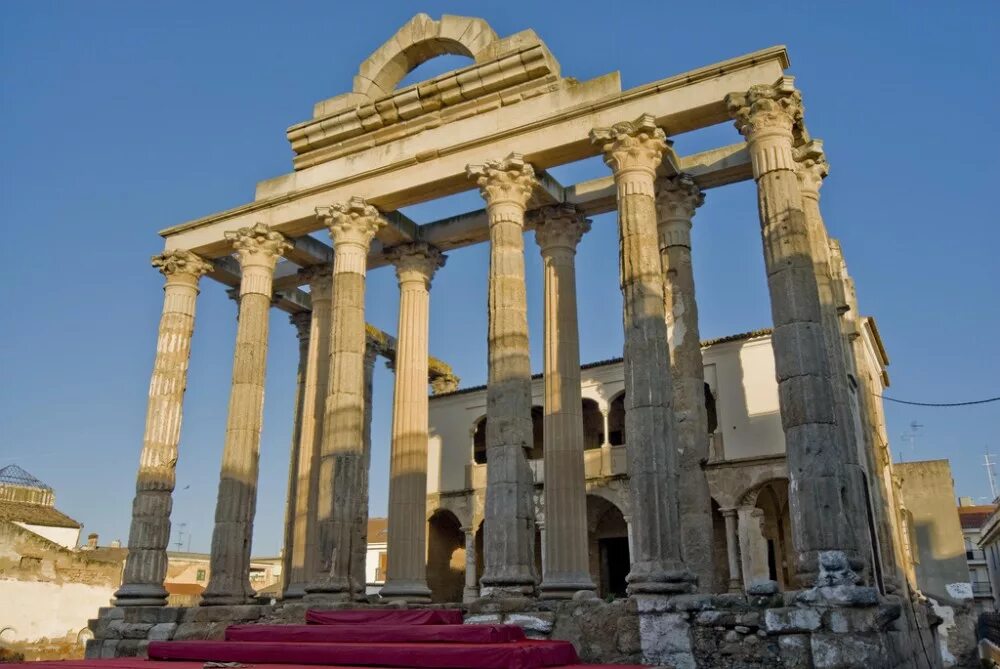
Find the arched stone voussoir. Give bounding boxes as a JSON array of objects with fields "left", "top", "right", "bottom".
[{"left": 353, "top": 14, "right": 500, "bottom": 99}]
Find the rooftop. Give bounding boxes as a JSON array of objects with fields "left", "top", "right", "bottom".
[
  {"left": 959, "top": 504, "right": 997, "bottom": 531},
  {"left": 0, "top": 464, "right": 51, "bottom": 491},
  {"left": 0, "top": 500, "right": 81, "bottom": 528}
]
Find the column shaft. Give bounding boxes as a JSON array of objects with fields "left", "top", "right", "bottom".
[
  {"left": 280, "top": 311, "right": 311, "bottom": 595},
  {"left": 463, "top": 527, "right": 479, "bottom": 602},
  {"left": 306, "top": 198, "right": 384, "bottom": 600},
  {"left": 350, "top": 341, "right": 377, "bottom": 600},
  {"left": 534, "top": 206, "right": 596, "bottom": 599},
  {"left": 727, "top": 81, "right": 866, "bottom": 586},
  {"left": 591, "top": 115, "right": 693, "bottom": 594},
  {"left": 203, "top": 224, "right": 289, "bottom": 606},
  {"left": 382, "top": 244, "right": 445, "bottom": 602},
  {"left": 657, "top": 175, "right": 714, "bottom": 591},
  {"left": 467, "top": 154, "right": 538, "bottom": 595},
  {"left": 721, "top": 508, "right": 743, "bottom": 592},
  {"left": 115, "top": 250, "right": 212, "bottom": 606}
]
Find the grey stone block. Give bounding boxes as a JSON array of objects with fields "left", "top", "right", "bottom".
[
  {"left": 147, "top": 622, "right": 178, "bottom": 641},
  {"left": 765, "top": 607, "right": 821, "bottom": 633}
]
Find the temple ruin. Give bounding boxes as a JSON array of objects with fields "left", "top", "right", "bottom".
[{"left": 90, "top": 14, "right": 948, "bottom": 668}]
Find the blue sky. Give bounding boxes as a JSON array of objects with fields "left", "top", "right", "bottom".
[{"left": 1, "top": 1, "right": 997, "bottom": 555}]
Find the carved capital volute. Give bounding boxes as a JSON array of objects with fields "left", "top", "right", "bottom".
[
  {"left": 656, "top": 174, "right": 705, "bottom": 222},
  {"left": 532, "top": 204, "right": 591, "bottom": 254},
  {"left": 316, "top": 197, "right": 386, "bottom": 251},
  {"left": 386, "top": 242, "right": 446, "bottom": 288},
  {"left": 152, "top": 249, "right": 214, "bottom": 285},
  {"left": 466, "top": 153, "right": 537, "bottom": 210},
  {"left": 224, "top": 223, "right": 291, "bottom": 270},
  {"left": 726, "top": 80, "right": 803, "bottom": 178},
  {"left": 431, "top": 373, "right": 461, "bottom": 395},
  {"left": 590, "top": 114, "right": 668, "bottom": 181},
  {"left": 289, "top": 311, "right": 312, "bottom": 342},
  {"left": 794, "top": 140, "right": 829, "bottom": 199}
]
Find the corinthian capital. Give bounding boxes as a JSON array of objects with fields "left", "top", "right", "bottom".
[
  {"left": 656, "top": 174, "right": 705, "bottom": 221},
  {"left": 532, "top": 204, "right": 591, "bottom": 253},
  {"left": 151, "top": 249, "right": 214, "bottom": 279},
  {"left": 466, "top": 153, "right": 537, "bottom": 209},
  {"left": 794, "top": 140, "right": 830, "bottom": 197},
  {"left": 289, "top": 311, "right": 312, "bottom": 341},
  {"left": 725, "top": 79, "right": 804, "bottom": 140},
  {"left": 224, "top": 223, "right": 291, "bottom": 267},
  {"left": 590, "top": 114, "right": 668, "bottom": 177},
  {"left": 316, "top": 197, "right": 387, "bottom": 249},
  {"left": 386, "top": 242, "right": 446, "bottom": 287}
]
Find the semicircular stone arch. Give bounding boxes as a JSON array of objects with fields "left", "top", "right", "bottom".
[{"left": 353, "top": 14, "right": 499, "bottom": 99}]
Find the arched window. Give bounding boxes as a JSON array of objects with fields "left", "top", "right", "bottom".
[
  {"left": 608, "top": 393, "right": 626, "bottom": 446},
  {"left": 704, "top": 383, "right": 718, "bottom": 434},
  {"left": 473, "top": 417, "right": 487, "bottom": 464},
  {"left": 582, "top": 399, "right": 604, "bottom": 450}
]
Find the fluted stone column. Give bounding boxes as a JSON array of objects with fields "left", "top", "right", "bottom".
[
  {"left": 462, "top": 526, "right": 479, "bottom": 602},
  {"left": 283, "top": 266, "right": 333, "bottom": 599},
  {"left": 202, "top": 223, "right": 290, "bottom": 605},
  {"left": 466, "top": 153, "right": 538, "bottom": 596},
  {"left": 306, "top": 198, "right": 385, "bottom": 600},
  {"left": 720, "top": 508, "right": 743, "bottom": 593},
  {"left": 591, "top": 115, "right": 694, "bottom": 594},
  {"left": 727, "top": 81, "right": 867, "bottom": 586},
  {"left": 381, "top": 243, "right": 446, "bottom": 602},
  {"left": 115, "top": 250, "right": 213, "bottom": 607},
  {"left": 533, "top": 205, "right": 596, "bottom": 599},
  {"left": 350, "top": 341, "right": 378, "bottom": 600},
  {"left": 280, "top": 311, "right": 312, "bottom": 595},
  {"left": 656, "top": 174, "right": 715, "bottom": 591}
]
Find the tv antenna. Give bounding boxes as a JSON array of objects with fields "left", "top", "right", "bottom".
[
  {"left": 898, "top": 421, "right": 923, "bottom": 462},
  {"left": 984, "top": 451, "right": 998, "bottom": 501},
  {"left": 174, "top": 523, "right": 187, "bottom": 551}
]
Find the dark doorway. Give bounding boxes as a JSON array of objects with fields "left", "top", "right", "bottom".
[{"left": 599, "top": 537, "right": 629, "bottom": 598}]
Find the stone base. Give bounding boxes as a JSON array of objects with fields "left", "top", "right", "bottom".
[{"left": 88, "top": 590, "right": 944, "bottom": 668}]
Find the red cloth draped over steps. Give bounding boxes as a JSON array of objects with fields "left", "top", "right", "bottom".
[
  {"left": 147, "top": 639, "right": 579, "bottom": 669},
  {"left": 227, "top": 623, "right": 527, "bottom": 643},
  {"left": 306, "top": 609, "right": 464, "bottom": 626}
]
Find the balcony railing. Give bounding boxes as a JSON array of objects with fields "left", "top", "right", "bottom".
[
  {"left": 465, "top": 445, "right": 628, "bottom": 490},
  {"left": 968, "top": 549, "right": 986, "bottom": 561},
  {"left": 973, "top": 581, "right": 992, "bottom": 596}
]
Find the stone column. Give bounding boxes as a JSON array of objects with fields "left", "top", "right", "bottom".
[
  {"left": 720, "top": 508, "right": 743, "bottom": 593},
  {"left": 381, "top": 243, "right": 446, "bottom": 603},
  {"left": 115, "top": 250, "right": 213, "bottom": 607},
  {"left": 202, "top": 223, "right": 290, "bottom": 606},
  {"left": 533, "top": 204, "right": 596, "bottom": 599},
  {"left": 283, "top": 266, "right": 333, "bottom": 599},
  {"left": 591, "top": 115, "right": 694, "bottom": 594},
  {"left": 656, "top": 174, "right": 715, "bottom": 592},
  {"left": 726, "top": 81, "right": 867, "bottom": 586},
  {"left": 306, "top": 198, "right": 385, "bottom": 600},
  {"left": 462, "top": 526, "right": 479, "bottom": 602},
  {"left": 466, "top": 153, "right": 538, "bottom": 596},
  {"left": 280, "top": 311, "right": 312, "bottom": 595},
  {"left": 349, "top": 340, "right": 378, "bottom": 601}
]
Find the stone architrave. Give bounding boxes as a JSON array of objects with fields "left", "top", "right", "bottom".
[
  {"left": 202, "top": 223, "right": 290, "bottom": 606},
  {"left": 655, "top": 174, "right": 715, "bottom": 592},
  {"left": 283, "top": 265, "right": 333, "bottom": 598},
  {"left": 305, "top": 198, "right": 385, "bottom": 600},
  {"left": 466, "top": 153, "right": 538, "bottom": 596},
  {"left": 533, "top": 204, "right": 597, "bottom": 599},
  {"left": 115, "top": 250, "right": 213, "bottom": 607},
  {"left": 280, "top": 311, "right": 312, "bottom": 595},
  {"left": 727, "top": 81, "right": 867, "bottom": 586},
  {"left": 381, "top": 243, "right": 446, "bottom": 603},
  {"left": 590, "top": 115, "right": 694, "bottom": 594}
]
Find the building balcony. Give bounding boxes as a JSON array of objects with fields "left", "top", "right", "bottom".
[
  {"left": 464, "top": 444, "right": 628, "bottom": 490},
  {"left": 968, "top": 549, "right": 986, "bottom": 561},
  {"left": 973, "top": 581, "right": 992, "bottom": 596}
]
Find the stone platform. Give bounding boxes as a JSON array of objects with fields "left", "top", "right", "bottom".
[{"left": 87, "top": 587, "right": 944, "bottom": 669}]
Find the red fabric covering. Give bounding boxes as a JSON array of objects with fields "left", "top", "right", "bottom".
[
  {"left": 148, "top": 639, "right": 579, "bottom": 669},
  {"left": 227, "top": 623, "right": 526, "bottom": 643},
  {"left": 306, "top": 609, "right": 464, "bottom": 626}
]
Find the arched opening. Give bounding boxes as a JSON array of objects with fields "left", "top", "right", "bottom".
[
  {"left": 528, "top": 406, "right": 544, "bottom": 460},
  {"left": 607, "top": 392, "right": 625, "bottom": 446},
  {"left": 586, "top": 494, "right": 629, "bottom": 598},
  {"left": 397, "top": 54, "right": 475, "bottom": 88},
  {"left": 582, "top": 399, "right": 604, "bottom": 450},
  {"left": 76, "top": 628, "right": 94, "bottom": 648},
  {"left": 739, "top": 479, "right": 793, "bottom": 590},
  {"left": 473, "top": 416, "right": 487, "bottom": 464},
  {"left": 426, "top": 509, "right": 464, "bottom": 603}
]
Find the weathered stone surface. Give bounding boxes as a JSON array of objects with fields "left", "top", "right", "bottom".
[
  {"left": 639, "top": 611, "right": 695, "bottom": 669},
  {"left": 810, "top": 632, "right": 886, "bottom": 668},
  {"left": 765, "top": 607, "right": 822, "bottom": 633},
  {"left": 184, "top": 604, "right": 264, "bottom": 623},
  {"left": 778, "top": 633, "right": 813, "bottom": 668},
  {"left": 147, "top": 622, "right": 177, "bottom": 641},
  {"left": 172, "top": 622, "right": 227, "bottom": 641},
  {"left": 507, "top": 612, "right": 555, "bottom": 634}
]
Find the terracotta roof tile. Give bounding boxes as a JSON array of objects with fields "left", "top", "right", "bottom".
[{"left": 0, "top": 500, "right": 81, "bottom": 528}]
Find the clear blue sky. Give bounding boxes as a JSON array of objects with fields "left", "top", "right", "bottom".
[{"left": 1, "top": 1, "right": 997, "bottom": 555}]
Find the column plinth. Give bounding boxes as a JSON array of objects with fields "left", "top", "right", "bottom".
[
  {"left": 591, "top": 115, "right": 694, "bottom": 594},
  {"left": 533, "top": 205, "right": 597, "bottom": 599},
  {"left": 115, "top": 250, "right": 213, "bottom": 607},
  {"left": 305, "top": 198, "right": 385, "bottom": 601},
  {"left": 283, "top": 266, "right": 333, "bottom": 599},
  {"left": 466, "top": 153, "right": 538, "bottom": 596},
  {"left": 727, "top": 81, "right": 867, "bottom": 587},
  {"left": 202, "top": 223, "right": 290, "bottom": 606},
  {"left": 381, "top": 243, "right": 446, "bottom": 603},
  {"left": 656, "top": 175, "right": 715, "bottom": 591}
]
